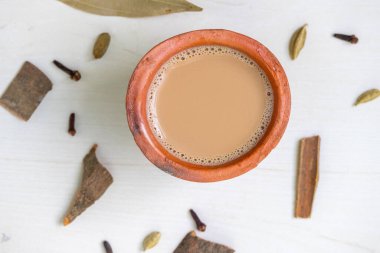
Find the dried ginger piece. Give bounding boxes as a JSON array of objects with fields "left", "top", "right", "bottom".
[
  {"left": 64, "top": 144, "right": 113, "bottom": 226},
  {"left": 0, "top": 61, "right": 52, "bottom": 121},
  {"left": 174, "top": 231, "right": 234, "bottom": 253}
]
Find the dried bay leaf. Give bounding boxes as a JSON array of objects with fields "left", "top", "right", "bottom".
[
  {"left": 59, "top": 0, "right": 202, "bottom": 18},
  {"left": 289, "top": 24, "right": 307, "bottom": 60},
  {"left": 63, "top": 144, "right": 113, "bottom": 226},
  {"left": 354, "top": 88, "right": 380, "bottom": 106},
  {"left": 93, "top": 33, "right": 111, "bottom": 59},
  {"left": 142, "top": 231, "right": 161, "bottom": 251},
  {"left": 0, "top": 61, "right": 52, "bottom": 121}
]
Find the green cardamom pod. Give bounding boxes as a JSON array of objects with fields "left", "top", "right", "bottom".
[
  {"left": 289, "top": 24, "right": 308, "bottom": 60},
  {"left": 354, "top": 88, "right": 380, "bottom": 106},
  {"left": 143, "top": 231, "right": 161, "bottom": 251},
  {"left": 93, "top": 33, "right": 111, "bottom": 59}
]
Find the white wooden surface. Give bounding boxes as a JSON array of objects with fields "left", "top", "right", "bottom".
[{"left": 1, "top": 0, "right": 380, "bottom": 252}]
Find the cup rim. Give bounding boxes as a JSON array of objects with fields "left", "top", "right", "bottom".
[{"left": 126, "top": 29, "right": 291, "bottom": 182}]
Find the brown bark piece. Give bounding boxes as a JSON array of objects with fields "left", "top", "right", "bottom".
[
  {"left": 0, "top": 61, "right": 52, "bottom": 121},
  {"left": 174, "top": 231, "right": 234, "bottom": 253},
  {"left": 63, "top": 144, "right": 113, "bottom": 226},
  {"left": 295, "top": 135, "right": 320, "bottom": 218}
]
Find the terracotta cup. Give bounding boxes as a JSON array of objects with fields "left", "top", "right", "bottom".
[{"left": 126, "top": 29, "right": 290, "bottom": 182}]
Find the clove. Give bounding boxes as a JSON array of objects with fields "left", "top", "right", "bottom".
[
  {"left": 333, "top": 33, "right": 358, "bottom": 44},
  {"left": 68, "top": 113, "right": 76, "bottom": 136},
  {"left": 103, "top": 241, "right": 113, "bottom": 253},
  {"left": 190, "top": 209, "right": 206, "bottom": 232},
  {"left": 53, "top": 60, "right": 81, "bottom": 81}
]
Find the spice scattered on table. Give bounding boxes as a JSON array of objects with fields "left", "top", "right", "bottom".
[
  {"left": 142, "top": 231, "right": 161, "bottom": 251},
  {"left": 63, "top": 144, "right": 113, "bottom": 226},
  {"left": 333, "top": 33, "right": 359, "bottom": 44},
  {"left": 93, "top": 33, "right": 111, "bottom": 59},
  {"left": 354, "top": 88, "right": 380, "bottom": 106},
  {"left": 289, "top": 24, "right": 308, "bottom": 60},
  {"left": 174, "top": 231, "right": 235, "bottom": 253},
  {"left": 295, "top": 136, "right": 320, "bottom": 218},
  {"left": 53, "top": 60, "right": 81, "bottom": 81},
  {"left": 103, "top": 240, "right": 113, "bottom": 253},
  {"left": 68, "top": 113, "right": 76, "bottom": 136},
  {"left": 190, "top": 209, "right": 207, "bottom": 232},
  {"left": 0, "top": 61, "right": 52, "bottom": 121}
]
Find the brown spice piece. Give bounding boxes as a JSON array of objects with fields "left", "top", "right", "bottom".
[
  {"left": 295, "top": 135, "right": 320, "bottom": 218},
  {"left": 0, "top": 61, "right": 52, "bottom": 121},
  {"left": 190, "top": 209, "right": 206, "bottom": 232},
  {"left": 174, "top": 231, "right": 234, "bottom": 253},
  {"left": 68, "top": 113, "right": 76, "bottom": 136},
  {"left": 53, "top": 60, "right": 81, "bottom": 81},
  {"left": 103, "top": 240, "right": 113, "bottom": 253},
  {"left": 333, "top": 33, "right": 358, "bottom": 44},
  {"left": 63, "top": 144, "right": 113, "bottom": 226}
]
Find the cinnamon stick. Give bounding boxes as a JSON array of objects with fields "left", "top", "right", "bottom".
[
  {"left": 295, "top": 135, "right": 320, "bottom": 218},
  {"left": 0, "top": 61, "right": 52, "bottom": 121},
  {"left": 174, "top": 231, "right": 234, "bottom": 253},
  {"left": 63, "top": 144, "right": 113, "bottom": 226}
]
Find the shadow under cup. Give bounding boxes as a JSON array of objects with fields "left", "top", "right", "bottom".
[{"left": 126, "top": 29, "right": 291, "bottom": 182}]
